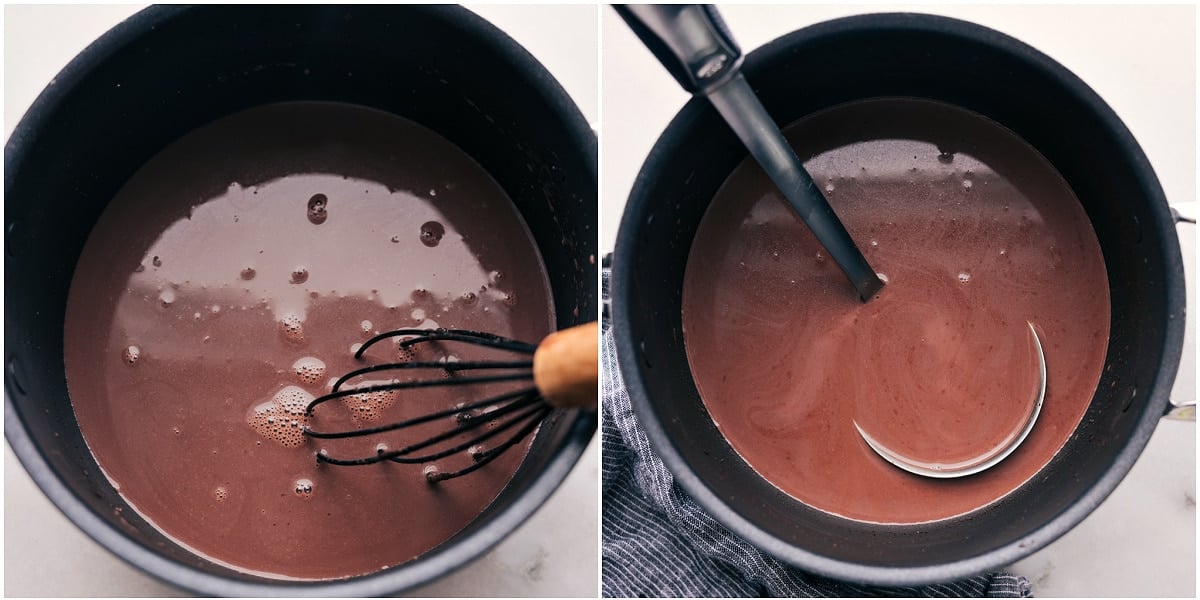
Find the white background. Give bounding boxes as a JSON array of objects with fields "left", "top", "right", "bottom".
[
  {"left": 3, "top": 4, "right": 599, "bottom": 597},
  {"left": 603, "top": 4, "right": 1195, "bottom": 597}
]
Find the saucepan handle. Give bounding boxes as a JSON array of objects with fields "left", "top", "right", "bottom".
[
  {"left": 1164, "top": 202, "right": 1194, "bottom": 420},
  {"left": 1171, "top": 202, "right": 1196, "bottom": 225}
]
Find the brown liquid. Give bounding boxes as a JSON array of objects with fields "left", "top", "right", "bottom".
[
  {"left": 682, "top": 98, "right": 1109, "bottom": 524},
  {"left": 64, "top": 102, "right": 554, "bottom": 579}
]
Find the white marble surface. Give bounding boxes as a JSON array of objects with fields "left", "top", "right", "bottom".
[
  {"left": 602, "top": 4, "right": 1195, "bottom": 597},
  {"left": 3, "top": 4, "right": 599, "bottom": 597}
]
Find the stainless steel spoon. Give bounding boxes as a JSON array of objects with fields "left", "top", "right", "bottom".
[{"left": 853, "top": 322, "right": 1047, "bottom": 478}]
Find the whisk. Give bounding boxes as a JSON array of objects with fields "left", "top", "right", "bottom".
[{"left": 302, "top": 321, "right": 598, "bottom": 482}]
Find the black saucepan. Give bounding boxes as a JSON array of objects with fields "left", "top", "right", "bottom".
[
  {"left": 5, "top": 5, "right": 596, "bottom": 596},
  {"left": 613, "top": 13, "right": 1185, "bottom": 586}
]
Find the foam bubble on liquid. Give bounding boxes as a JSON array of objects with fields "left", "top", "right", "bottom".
[
  {"left": 292, "top": 357, "right": 326, "bottom": 385},
  {"left": 159, "top": 289, "right": 176, "bottom": 306},
  {"left": 290, "top": 267, "right": 309, "bottom": 285},
  {"left": 293, "top": 478, "right": 314, "bottom": 498},
  {"left": 419, "top": 221, "right": 445, "bottom": 247},
  {"left": 240, "top": 267, "right": 257, "bottom": 281},
  {"left": 307, "top": 194, "right": 328, "bottom": 225},
  {"left": 958, "top": 272, "right": 972, "bottom": 284},
  {"left": 360, "top": 320, "right": 373, "bottom": 334},
  {"left": 280, "top": 314, "right": 305, "bottom": 344},
  {"left": 247, "top": 386, "right": 314, "bottom": 448},
  {"left": 215, "top": 486, "right": 229, "bottom": 502},
  {"left": 122, "top": 345, "right": 140, "bottom": 365},
  {"left": 411, "top": 308, "right": 426, "bottom": 321},
  {"left": 341, "top": 380, "right": 398, "bottom": 424}
]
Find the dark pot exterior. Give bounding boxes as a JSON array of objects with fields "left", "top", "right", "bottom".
[
  {"left": 613, "top": 13, "right": 1184, "bottom": 586},
  {"left": 5, "top": 5, "right": 596, "bottom": 596}
]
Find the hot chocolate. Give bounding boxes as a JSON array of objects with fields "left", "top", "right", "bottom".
[
  {"left": 682, "top": 98, "right": 1110, "bottom": 524},
  {"left": 63, "top": 102, "right": 554, "bottom": 579}
]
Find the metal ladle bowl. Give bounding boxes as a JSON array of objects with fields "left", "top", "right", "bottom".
[{"left": 854, "top": 321, "right": 1047, "bottom": 478}]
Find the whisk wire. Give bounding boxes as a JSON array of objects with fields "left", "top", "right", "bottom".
[
  {"left": 385, "top": 399, "right": 547, "bottom": 464},
  {"left": 303, "top": 326, "right": 578, "bottom": 483},
  {"left": 329, "top": 359, "right": 533, "bottom": 393},
  {"left": 305, "top": 372, "right": 532, "bottom": 414},
  {"left": 424, "top": 406, "right": 553, "bottom": 483},
  {"left": 356, "top": 328, "right": 538, "bottom": 359},
  {"left": 305, "top": 386, "right": 537, "bottom": 439},
  {"left": 314, "top": 391, "right": 544, "bottom": 466}
]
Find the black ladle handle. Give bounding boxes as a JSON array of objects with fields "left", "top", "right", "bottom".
[{"left": 615, "top": 4, "right": 884, "bottom": 301}]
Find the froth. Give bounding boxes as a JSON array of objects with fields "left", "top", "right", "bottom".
[
  {"left": 292, "top": 357, "right": 326, "bottom": 385},
  {"left": 341, "top": 380, "right": 398, "bottom": 423},
  {"left": 247, "top": 385, "right": 314, "bottom": 447},
  {"left": 280, "top": 314, "right": 305, "bottom": 344}
]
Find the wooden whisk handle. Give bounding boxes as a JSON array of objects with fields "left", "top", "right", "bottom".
[{"left": 533, "top": 321, "right": 599, "bottom": 409}]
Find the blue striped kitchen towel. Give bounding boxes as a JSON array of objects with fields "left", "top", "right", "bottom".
[{"left": 600, "top": 274, "right": 1032, "bottom": 597}]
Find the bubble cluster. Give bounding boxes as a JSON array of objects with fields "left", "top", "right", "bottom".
[
  {"left": 240, "top": 267, "right": 257, "bottom": 281},
  {"left": 215, "top": 486, "right": 228, "bottom": 502},
  {"left": 290, "top": 267, "right": 309, "bottom": 285},
  {"left": 280, "top": 314, "right": 305, "bottom": 344},
  {"left": 152, "top": 256, "right": 163, "bottom": 267},
  {"left": 293, "top": 478, "right": 314, "bottom": 499},
  {"left": 460, "top": 292, "right": 478, "bottom": 305},
  {"left": 307, "top": 194, "right": 328, "bottom": 225},
  {"left": 419, "top": 221, "right": 445, "bottom": 247},
  {"left": 957, "top": 272, "right": 972, "bottom": 284},
  {"left": 247, "top": 386, "right": 313, "bottom": 448},
  {"left": 122, "top": 345, "right": 141, "bottom": 366},
  {"left": 292, "top": 357, "right": 326, "bottom": 385},
  {"left": 341, "top": 381, "right": 398, "bottom": 423}
]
